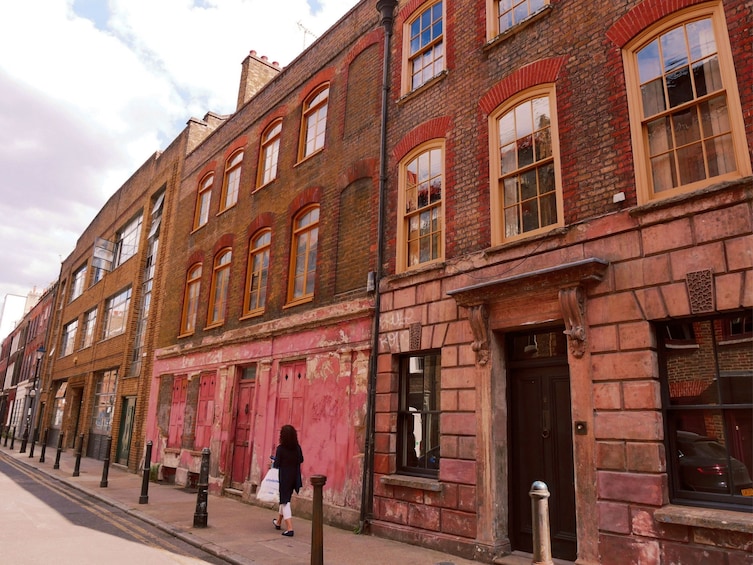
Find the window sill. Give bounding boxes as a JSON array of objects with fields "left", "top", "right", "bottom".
[
  {"left": 295, "top": 147, "right": 325, "bottom": 166},
  {"left": 240, "top": 310, "right": 264, "bottom": 321},
  {"left": 253, "top": 178, "right": 276, "bottom": 193},
  {"left": 655, "top": 505, "right": 753, "bottom": 534},
  {"left": 283, "top": 295, "right": 314, "bottom": 309},
  {"left": 203, "top": 322, "right": 224, "bottom": 331},
  {"left": 484, "top": 5, "right": 553, "bottom": 50},
  {"left": 177, "top": 331, "right": 195, "bottom": 339},
  {"left": 397, "top": 70, "right": 449, "bottom": 105},
  {"left": 216, "top": 203, "right": 237, "bottom": 216},
  {"left": 380, "top": 474, "right": 442, "bottom": 492}
]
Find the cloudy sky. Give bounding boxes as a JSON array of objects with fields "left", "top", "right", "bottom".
[{"left": 0, "top": 0, "right": 359, "bottom": 313}]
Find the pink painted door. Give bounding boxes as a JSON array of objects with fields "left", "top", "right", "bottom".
[
  {"left": 231, "top": 380, "right": 255, "bottom": 488},
  {"left": 168, "top": 376, "right": 187, "bottom": 448},
  {"left": 276, "top": 361, "right": 305, "bottom": 434}
]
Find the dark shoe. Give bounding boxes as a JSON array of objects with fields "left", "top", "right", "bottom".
[
  {"left": 272, "top": 519, "right": 281, "bottom": 530},
  {"left": 282, "top": 530, "right": 294, "bottom": 537}
]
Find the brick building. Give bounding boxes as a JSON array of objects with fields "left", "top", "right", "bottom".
[
  {"left": 143, "top": 0, "right": 385, "bottom": 526},
  {"left": 0, "top": 285, "right": 55, "bottom": 444},
  {"left": 369, "top": 0, "right": 752, "bottom": 563},
  {"left": 40, "top": 119, "right": 215, "bottom": 471}
]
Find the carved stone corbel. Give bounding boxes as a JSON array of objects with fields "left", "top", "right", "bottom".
[
  {"left": 559, "top": 286, "right": 587, "bottom": 358},
  {"left": 467, "top": 303, "right": 490, "bottom": 366}
]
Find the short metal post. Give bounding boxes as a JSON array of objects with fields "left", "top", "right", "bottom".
[
  {"left": 100, "top": 436, "right": 112, "bottom": 488},
  {"left": 10, "top": 426, "right": 17, "bottom": 450},
  {"left": 3, "top": 425, "right": 8, "bottom": 447},
  {"left": 530, "top": 481, "right": 554, "bottom": 565},
  {"left": 72, "top": 433, "right": 84, "bottom": 477},
  {"left": 39, "top": 429, "right": 49, "bottom": 463},
  {"left": 29, "top": 427, "right": 38, "bottom": 458},
  {"left": 139, "top": 440, "right": 152, "bottom": 504},
  {"left": 310, "top": 475, "right": 327, "bottom": 565},
  {"left": 53, "top": 432, "right": 64, "bottom": 469},
  {"left": 193, "top": 448, "right": 210, "bottom": 528}
]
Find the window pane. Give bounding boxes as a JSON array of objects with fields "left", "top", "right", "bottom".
[
  {"left": 647, "top": 117, "right": 673, "bottom": 156},
  {"left": 687, "top": 18, "right": 716, "bottom": 60},
  {"left": 651, "top": 153, "right": 678, "bottom": 192},
  {"left": 641, "top": 78, "right": 666, "bottom": 117},
  {"left": 660, "top": 26, "right": 688, "bottom": 72},
  {"left": 638, "top": 39, "right": 662, "bottom": 83},
  {"left": 699, "top": 95, "right": 730, "bottom": 137},
  {"left": 676, "top": 142, "right": 706, "bottom": 185},
  {"left": 672, "top": 106, "right": 701, "bottom": 147},
  {"left": 705, "top": 134, "right": 735, "bottom": 177},
  {"left": 693, "top": 55, "right": 722, "bottom": 97},
  {"left": 666, "top": 66, "right": 693, "bottom": 108}
]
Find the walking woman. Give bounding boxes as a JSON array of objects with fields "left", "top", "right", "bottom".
[{"left": 272, "top": 424, "right": 303, "bottom": 537}]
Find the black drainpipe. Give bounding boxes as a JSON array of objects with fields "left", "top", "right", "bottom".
[{"left": 359, "top": 0, "right": 398, "bottom": 534}]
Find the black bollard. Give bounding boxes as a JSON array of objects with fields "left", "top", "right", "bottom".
[
  {"left": 139, "top": 441, "right": 152, "bottom": 504},
  {"left": 193, "top": 448, "right": 210, "bottom": 528},
  {"left": 10, "top": 426, "right": 16, "bottom": 450},
  {"left": 72, "top": 433, "right": 84, "bottom": 477},
  {"left": 310, "top": 475, "right": 327, "bottom": 565},
  {"left": 53, "top": 432, "right": 64, "bottom": 470},
  {"left": 39, "top": 429, "right": 49, "bottom": 463},
  {"left": 100, "top": 436, "right": 112, "bottom": 488},
  {"left": 29, "top": 427, "right": 38, "bottom": 458},
  {"left": 3, "top": 425, "right": 8, "bottom": 447}
]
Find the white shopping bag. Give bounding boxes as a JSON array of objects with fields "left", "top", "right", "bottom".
[{"left": 257, "top": 467, "right": 280, "bottom": 503}]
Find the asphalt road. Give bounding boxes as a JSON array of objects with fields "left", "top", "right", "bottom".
[{"left": 0, "top": 452, "right": 228, "bottom": 564}]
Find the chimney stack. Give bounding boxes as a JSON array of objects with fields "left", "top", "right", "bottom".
[{"left": 237, "top": 50, "right": 282, "bottom": 110}]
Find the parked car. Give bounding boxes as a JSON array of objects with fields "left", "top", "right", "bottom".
[{"left": 677, "top": 431, "right": 753, "bottom": 495}]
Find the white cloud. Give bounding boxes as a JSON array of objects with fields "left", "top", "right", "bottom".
[{"left": 0, "top": 0, "right": 359, "bottom": 306}]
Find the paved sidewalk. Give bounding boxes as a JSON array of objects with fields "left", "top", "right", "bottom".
[{"left": 0, "top": 442, "right": 485, "bottom": 565}]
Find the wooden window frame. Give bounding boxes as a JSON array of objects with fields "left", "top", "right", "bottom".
[
  {"left": 486, "top": 0, "right": 549, "bottom": 41},
  {"left": 243, "top": 229, "right": 271, "bottom": 317},
  {"left": 488, "top": 84, "right": 564, "bottom": 244},
  {"left": 286, "top": 205, "right": 319, "bottom": 306},
  {"left": 193, "top": 173, "right": 214, "bottom": 230},
  {"left": 397, "top": 141, "right": 445, "bottom": 272},
  {"left": 257, "top": 120, "right": 282, "bottom": 188},
  {"left": 206, "top": 249, "right": 232, "bottom": 328},
  {"left": 220, "top": 150, "right": 243, "bottom": 212},
  {"left": 180, "top": 264, "right": 202, "bottom": 336},
  {"left": 402, "top": 0, "right": 445, "bottom": 95},
  {"left": 623, "top": 2, "right": 751, "bottom": 204},
  {"left": 299, "top": 85, "right": 329, "bottom": 161}
]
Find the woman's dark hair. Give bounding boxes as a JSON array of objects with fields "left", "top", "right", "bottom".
[{"left": 279, "top": 424, "right": 299, "bottom": 449}]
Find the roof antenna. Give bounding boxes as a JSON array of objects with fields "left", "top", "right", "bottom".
[{"left": 297, "top": 21, "right": 318, "bottom": 49}]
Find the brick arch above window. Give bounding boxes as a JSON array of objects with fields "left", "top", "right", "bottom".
[
  {"left": 297, "top": 68, "right": 336, "bottom": 105},
  {"left": 222, "top": 135, "right": 248, "bottom": 160},
  {"left": 338, "top": 158, "right": 378, "bottom": 188},
  {"left": 246, "top": 212, "right": 274, "bottom": 239},
  {"left": 185, "top": 250, "right": 205, "bottom": 269},
  {"left": 479, "top": 57, "right": 568, "bottom": 115},
  {"left": 606, "top": 0, "right": 708, "bottom": 47},
  {"left": 196, "top": 161, "right": 218, "bottom": 180},
  {"left": 288, "top": 186, "right": 323, "bottom": 217},
  {"left": 392, "top": 116, "right": 452, "bottom": 162},
  {"left": 345, "top": 28, "right": 383, "bottom": 66},
  {"left": 212, "top": 234, "right": 235, "bottom": 255}
]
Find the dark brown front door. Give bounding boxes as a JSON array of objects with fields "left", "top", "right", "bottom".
[{"left": 508, "top": 330, "right": 577, "bottom": 561}]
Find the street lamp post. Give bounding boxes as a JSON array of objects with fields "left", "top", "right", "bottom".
[{"left": 20, "top": 346, "right": 45, "bottom": 454}]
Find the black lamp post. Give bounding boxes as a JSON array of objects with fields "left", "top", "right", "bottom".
[{"left": 20, "top": 346, "right": 44, "bottom": 453}]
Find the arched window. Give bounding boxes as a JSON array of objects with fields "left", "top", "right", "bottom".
[
  {"left": 288, "top": 206, "right": 319, "bottom": 303},
  {"left": 207, "top": 250, "right": 232, "bottom": 326},
  {"left": 403, "top": 1, "right": 444, "bottom": 93},
  {"left": 490, "top": 85, "right": 563, "bottom": 243},
  {"left": 398, "top": 142, "right": 444, "bottom": 271},
  {"left": 623, "top": 3, "right": 750, "bottom": 201},
  {"left": 300, "top": 85, "right": 329, "bottom": 159},
  {"left": 193, "top": 174, "right": 213, "bottom": 229},
  {"left": 180, "top": 264, "right": 202, "bottom": 335},
  {"left": 244, "top": 229, "right": 271, "bottom": 316},
  {"left": 258, "top": 120, "right": 282, "bottom": 187},
  {"left": 220, "top": 150, "right": 243, "bottom": 211}
]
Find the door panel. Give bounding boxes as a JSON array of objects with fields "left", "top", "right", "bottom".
[
  {"left": 276, "top": 361, "right": 305, "bottom": 433},
  {"left": 231, "top": 381, "right": 255, "bottom": 487},
  {"left": 509, "top": 361, "right": 577, "bottom": 561}
]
